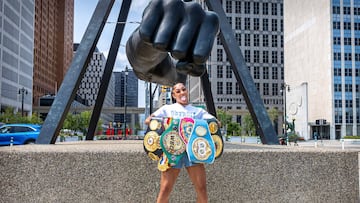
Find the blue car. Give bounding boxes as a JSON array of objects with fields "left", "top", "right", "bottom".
[{"left": 0, "top": 124, "right": 42, "bottom": 146}]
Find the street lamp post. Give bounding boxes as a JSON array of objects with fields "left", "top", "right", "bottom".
[
  {"left": 18, "top": 87, "right": 28, "bottom": 116},
  {"left": 123, "top": 66, "right": 129, "bottom": 139},
  {"left": 281, "top": 83, "right": 290, "bottom": 145}
]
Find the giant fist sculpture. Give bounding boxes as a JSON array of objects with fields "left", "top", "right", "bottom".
[{"left": 126, "top": 0, "right": 219, "bottom": 85}]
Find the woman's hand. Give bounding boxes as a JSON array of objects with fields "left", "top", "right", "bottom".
[{"left": 145, "top": 114, "right": 154, "bottom": 125}]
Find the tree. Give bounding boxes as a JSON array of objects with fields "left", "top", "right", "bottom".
[
  {"left": 267, "top": 107, "right": 279, "bottom": 125},
  {"left": 63, "top": 113, "right": 79, "bottom": 133},
  {"left": 0, "top": 107, "right": 43, "bottom": 124},
  {"left": 0, "top": 107, "right": 16, "bottom": 123},
  {"left": 216, "top": 109, "right": 232, "bottom": 132},
  {"left": 78, "top": 111, "right": 92, "bottom": 135},
  {"left": 242, "top": 113, "right": 255, "bottom": 136},
  {"left": 96, "top": 118, "right": 103, "bottom": 135},
  {"left": 227, "top": 122, "right": 241, "bottom": 136},
  {"left": 62, "top": 111, "right": 104, "bottom": 137},
  {"left": 29, "top": 112, "right": 43, "bottom": 124}
]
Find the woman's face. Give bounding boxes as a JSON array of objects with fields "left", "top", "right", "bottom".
[{"left": 172, "top": 83, "right": 189, "bottom": 105}]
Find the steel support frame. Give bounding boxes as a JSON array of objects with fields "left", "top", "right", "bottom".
[
  {"left": 86, "top": 0, "right": 132, "bottom": 140},
  {"left": 37, "top": 0, "right": 278, "bottom": 145},
  {"left": 36, "top": 0, "right": 116, "bottom": 144},
  {"left": 205, "top": 0, "right": 278, "bottom": 144}
]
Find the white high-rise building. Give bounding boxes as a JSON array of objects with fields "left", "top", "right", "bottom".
[
  {"left": 284, "top": 0, "right": 360, "bottom": 140},
  {"left": 0, "top": 0, "right": 35, "bottom": 114},
  {"left": 193, "top": 0, "right": 284, "bottom": 135}
]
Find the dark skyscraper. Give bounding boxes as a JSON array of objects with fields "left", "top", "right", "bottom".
[{"left": 114, "top": 69, "right": 138, "bottom": 128}]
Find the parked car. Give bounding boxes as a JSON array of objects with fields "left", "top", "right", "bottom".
[{"left": 0, "top": 124, "right": 42, "bottom": 146}]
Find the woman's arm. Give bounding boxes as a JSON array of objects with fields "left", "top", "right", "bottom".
[{"left": 144, "top": 114, "right": 155, "bottom": 125}]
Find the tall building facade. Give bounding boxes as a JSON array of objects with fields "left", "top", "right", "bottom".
[
  {"left": 74, "top": 44, "right": 115, "bottom": 124},
  {"left": 33, "top": 0, "right": 74, "bottom": 106},
  {"left": 114, "top": 68, "right": 138, "bottom": 129},
  {"left": 0, "top": 0, "right": 35, "bottom": 114},
  {"left": 193, "top": 0, "right": 284, "bottom": 135},
  {"left": 284, "top": 0, "right": 360, "bottom": 140}
]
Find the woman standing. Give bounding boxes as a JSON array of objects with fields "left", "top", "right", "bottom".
[{"left": 145, "top": 83, "right": 216, "bottom": 203}]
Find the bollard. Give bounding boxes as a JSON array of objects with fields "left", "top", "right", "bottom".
[
  {"left": 10, "top": 137, "right": 13, "bottom": 146},
  {"left": 341, "top": 139, "right": 345, "bottom": 150},
  {"left": 314, "top": 135, "right": 317, "bottom": 148}
]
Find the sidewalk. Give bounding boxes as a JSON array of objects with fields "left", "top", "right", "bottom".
[
  {"left": 295, "top": 139, "right": 360, "bottom": 150},
  {"left": 226, "top": 137, "right": 360, "bottom": 150}
]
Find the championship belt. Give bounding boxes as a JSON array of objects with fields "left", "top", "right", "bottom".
[
  {"left": 162, "top": 117, "right": 173, "bottom": 131},
  {"left": 157, "top": 153, "right": 170, "bottom": 172},
  {"left": 179, "top": 117, "right": 195, "bottom": 144},
  {"left": 187, "top": 119, "right": 216, "bottom": 164},
  {"left": 160, "top": 118, "right": 186, "bottom": 166},
  {"left": 207, "top": 118, "right": 224, "bottom": 159},
  {"left": 143, "top": 118, "right": 164, "bottom": 161}
]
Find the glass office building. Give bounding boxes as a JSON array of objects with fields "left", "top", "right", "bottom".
[
  {"left": 0, "top": 0, "right": 35, "bottom": 114},
  {"left": 332, "top": 0, "right": 360, "bottom": 138},
  {"left": 285, "top": 0, "right": 360, "bottom": 139},
  {"left": 114, "top": 69, "right": 138, "bottom": 129}
]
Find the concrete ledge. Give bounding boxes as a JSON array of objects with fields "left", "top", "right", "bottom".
[{"left": 0, "top": 141, "right": 359, "bottom": 203}]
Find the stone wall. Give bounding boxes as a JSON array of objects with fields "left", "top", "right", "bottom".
[{"left": 0, "top": 141, "right": 358, "bottom": 203}]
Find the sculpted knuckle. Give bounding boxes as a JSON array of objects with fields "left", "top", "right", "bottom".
[
  {"left": 164, "top": 0, "right": 184, "bottom": 10},
  {"left": 206, "top": 11, "right": 219, "bottom": 22},
  {"left": 186, "top": 2, "right": 204, "bottom": 15}
]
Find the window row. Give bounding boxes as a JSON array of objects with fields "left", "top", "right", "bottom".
[
  {"left": 334, "top": 111, "right": 360, "bottom": 124},
  {"left": 333, "top": 37, "right": 360, "bottom": 46},
  {"left": 333, "top": 21, "right": 360, "bottom": 30},
  {"left": 334, "top": 68, "right": 360, "bottom": 76},
  {"left": 333, "top": 52, "right": 360, "bottom": 61},
  {"left": 216, "top": 65, "right": 280, "bottom": 80},
  {"left": 225, "top": 0, "right": 283, "bottom": 16},
  {"left": 216, "top": 81, "right": 281, "bottom": 96},
  {"left": 333, "top": 6, "right": 360, "bottom": 15},
  {"left": 244, "top": 50, "right": 283, "bottom": 64},
  {"left": 228, "top": 17, "right": 283, "bottom": 32},
  {"left": 217, "top": 49, "right": 284, "bottom": 64},
  {"left": 229, "top": 33, "right": 284, "bottom": 48},
  {"left": 334, "top": 83, "right": 360, "bottom": 92}
]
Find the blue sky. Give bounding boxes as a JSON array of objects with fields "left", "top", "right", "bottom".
[
  {"left": 74, "top": 0, "right": 149, "bottom": 72},
  {"left": 74, "top": 0, "right": 150, "bottom": 107}
]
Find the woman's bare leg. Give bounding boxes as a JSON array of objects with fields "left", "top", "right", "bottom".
[
  {"left": 157, "top": 168, "right": 181, "bottom": 203},
  {"left": 186, "top": 164, "right": 208, "bottom": 203}
]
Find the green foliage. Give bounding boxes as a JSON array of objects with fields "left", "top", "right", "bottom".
[
  {"left": 63, "top": 113, "right": 79, "bottom": 131},
  {"left": 79, "top": 111, "right": 92, "bottom": 134},
  {"left": 287, "top": 132, "right": 299, "bottom": 142},
  {"left": 97, "top": 119, "right": 103, "bottom": 133},
  {"left": 344, "top": 135, "right": 360, "bottom": 139},
  {"left": 0, "top": 107, "right": 16, "bottom": 123},
  {"left": 242, "top": 113, "right": 255, "bottom": 136},
  {"left": 227, "top": 122, "right": 241, "bottom": 136},
  {"left": 29, "top": 112, "right": 43, "bottom": 124},
  {"left": 214, "top": 108, "right": 278, "bottom": 137},
  {"left": 216, "top": 109, "right": 233, "bottom": 138},
  {"left": 267, "top": 107, "right": 279, "bottom": 125},
  {"left": 0, "top": 107, "right": 43, "bottom": 124},
  {"left": 216, "top": 109, "right": 232, "bottom": 127},
  {"left": 61, "top": 110, "right": 103, "bottom": 137}
]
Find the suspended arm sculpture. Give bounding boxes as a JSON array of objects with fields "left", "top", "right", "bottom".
[{"left": 126, "top": 0, "right": 219, "bottom": 85}]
